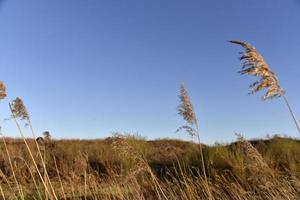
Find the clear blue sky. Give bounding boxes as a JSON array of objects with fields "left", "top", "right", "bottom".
[{"left": 0, "top": 0, "right": 300, "bottom": 144}]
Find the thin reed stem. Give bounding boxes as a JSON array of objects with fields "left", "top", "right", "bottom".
[
  {"left": 177, "top": 83, "right": 213, "bottom": 200},
  {"left": 8, "top": 102, "right": 55, "bottom": 199},
  {"left": 195, "top": 123, "right": 213, "bottom": 200},
  {"left": 283, "top": 95, "right": 300, "bottom": 134},
  {"left": 28, "top": 122, "right": 57, "bottom": 200},
  {"left": 84, "top": 170, "right": 87, "bottom": 200},
  {"left": 0, "top": 184, "right": 5, "bottom": 200},
  {"left": 53, "top": 154, "right": 67, "bottom": 200},
  {"left": 0, "top": 135, "right": 24, "bottom": 199},
  {"left": 14, "top": 157, "right": 43, "bottom": 200}
]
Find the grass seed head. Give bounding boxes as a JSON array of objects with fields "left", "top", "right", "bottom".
[
  {"left": 178, "top": 83, "right": 197, "bottom": 125},
  {"left": 0, "top": 81, "right": 7, "bottom": 100},
  {"left": 236, "top": 133, "right": 273, "bottom": 178},
  {"left": 230, "top": 40, "right": 285, "bottom": 100},
  {"left": 10, "top": 97, "right": 30, "bottom": 121}
]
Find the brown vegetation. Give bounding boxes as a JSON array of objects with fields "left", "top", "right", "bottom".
[
  {"left": 0, "top": 40, "right": 299, "bottom": 199},
  {"left": 0, "top": 135, "right": 300, "bottom": 199}
]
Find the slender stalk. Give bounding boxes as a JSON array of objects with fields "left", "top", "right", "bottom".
[
  {"left": 28, "top": 122, "right": 57, "bottom": 200},
  {"left": 147, "top": 167, "right": 168, "bottom": 200},
  {"left": 195, "top": 123, "right": 207, "bottom": 181},
  {"left": 84, "top": 170, "right": 87, "bottom": 200},
  {"left": 53, "top": 154, "right": 67, "bottom": 200},
  {"left": 0, "top": 135, "right": 24, "bottom": 199},
  {"left": 195, "top": 123, "right": 213, "bottom": 200},
  {"left": 8, "top": 103, "right": 54, "bottom": 199},
  {"left": 283, "top": 95, "right": 300, "bottom": 134},
  {"left": 15, "top": 157, "right": 43, "bottom": 200},
  {"left": 44, "top": 146, "right": 48, "bottom": 200},
  {"left": 0, "top": 184, "right": 5, "bottom": 200}
]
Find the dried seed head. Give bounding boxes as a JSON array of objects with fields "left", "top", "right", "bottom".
[
  {"left": 236, "top": 133, "right": 269, "bottom": 170},
  {"left": 230, "top": 40, "right": 285, "bottom": 100},
  {"left": 178, "top": 83, "right": 197, "bottom": 125},
  {"left": 0, "top": 81, "right": 7, "bottom": 100},
  {"left": 111, "top": 133, "right": 149, "bottom": 182},
  {"left": 235, "top": 133, "right": 274, "bottom": 179},
  {"left": 10, "top": 97, "right": 30, "bottom": 121}
]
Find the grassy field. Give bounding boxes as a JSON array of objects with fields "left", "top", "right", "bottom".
[
  {"left": 1, "top": 134, "right": 300, "bottom": 199},
  {"left": 1, "top": 40, "right": 300, "bottom": 199}
]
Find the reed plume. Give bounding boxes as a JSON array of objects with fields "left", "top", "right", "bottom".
[
  {"left": 177, "top": 83, "right": 212, "bottom": 199},
  {"left": 0, "top": 81, "right": 7, "bottom": 100},
  {"left": 230, "top": 40, "right": 300, "bottom": 134},
  {"left": 10, "top": 97, "right": 30, "bottom": 121},
  {"left": 236, "top": 133, "right": 270, "bottom": 172},
  {"left": 178, "top": 83, "right": 197, "bottom": 126}
]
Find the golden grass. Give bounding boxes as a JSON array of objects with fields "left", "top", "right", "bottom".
[
  {"left": 230, "top": 40, "right": 300, "bottom": 134},
  {"left": 0, "top": 39, "right": 300, "bottom": 199},
  {"left": 229, "top": 40, "right": 284, "bottom": 100},
  {"left": 177, "top": 83, "right": 212, "bottom": 199},
  {"left": 1, "top": 136, "right": 300, "bottom": 199}
]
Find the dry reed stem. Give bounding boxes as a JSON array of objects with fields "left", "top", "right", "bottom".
[
  {"left": 13, "top": 156, "right": 43, "bottom": 200},
  {"left": 10, "top": 97, "right": 58, "bottom": 199},
  {"left": 0, "top": 184, "right": 5, "bottom": 200},
  {"left": 0, "top": 134, "right": 24, "bottom": 199},
  {"left": 29, "top": 123, "right": 57, "bottom": 197},
  {"left": 53, "top": 154, "right": 67, "bottom": 200},
  {"left": 8, "top": 101, "right": 57, "bottom": 200},
  {"left": 177, "top": 83, "right": 212, "bottom": 199}
]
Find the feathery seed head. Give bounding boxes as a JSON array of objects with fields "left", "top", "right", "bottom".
[
  {"left": 230, "top": 40, "right": 285, "bottom": 100},
  {"left": 178, "top": 83, "right": 197, "bottom": 125},
  {"left": 0, "top": 81, "right": 7, "bottom": 100},
  {"left": 10, "top": 97, "right": 30, "bottom": 121},
  {"left": 236, "top": 133, "right": 270, "bottom": 170}
]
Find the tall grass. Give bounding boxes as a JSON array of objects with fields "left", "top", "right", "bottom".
[
  {"left": 0, "top": 39, "right": 300, "bottom": 199},
  {"left": 9, "top": 98, "right": 58, "bottom": 199},
  {"left": 1, "top": 135, "right": 300, "bottom": 199},
  {"left": 176, "top": 83, "right": 212, "bottom": 199}
]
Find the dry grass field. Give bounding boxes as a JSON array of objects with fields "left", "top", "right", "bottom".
[
  {"left": 1, "top": 135, "right": 300, "bottom": 199},
  {"left": 1, "top": 41, "right": 300, "bottom": 199}
]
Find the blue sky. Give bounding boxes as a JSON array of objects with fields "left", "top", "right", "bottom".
[{"left": 0, "top": 0, "right": 300, "bottom": 144}]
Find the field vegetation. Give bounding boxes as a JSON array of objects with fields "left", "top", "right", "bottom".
[
  {"left": 1, "top": 135, "right": 300, "bottom": 199},
  {"left": 0, "top": 40, "right": 300, "bottom": 199}
]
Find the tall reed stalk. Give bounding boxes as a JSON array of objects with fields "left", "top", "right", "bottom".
[
  {"left": 0, "top": 134, "right": 24, "bottom": 199},
  {"left": 8, "top": 98, "right": 57, "bottom": 199},
  {"left": 0, "top": 81, "right": 24, "bottom": 199},
  {"left": 230, "top": 40, "right": 300, "bottom": 135},
  {"left": 176, "top": 83, "right": 213, "bottom": 200}
]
